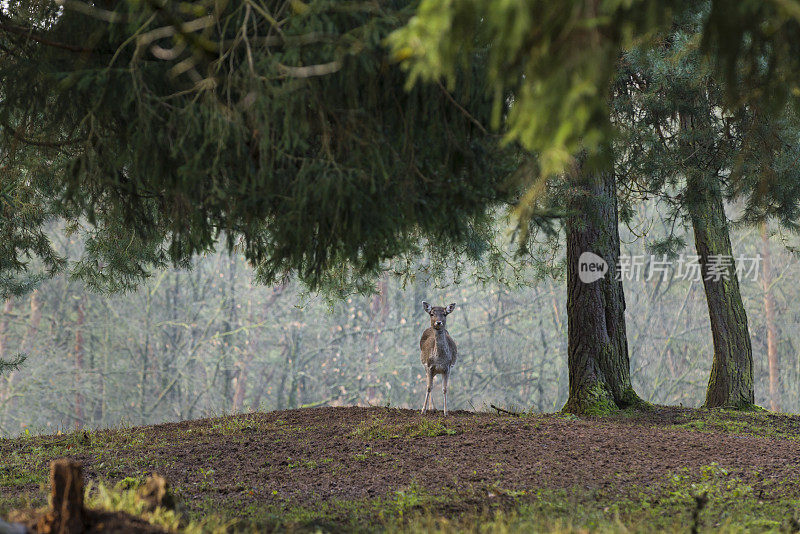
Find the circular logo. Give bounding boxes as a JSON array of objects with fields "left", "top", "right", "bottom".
[{"left": 578, "top": 252, "right": 608, "bottom": 283}]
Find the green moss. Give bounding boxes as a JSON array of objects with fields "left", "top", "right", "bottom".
[
  {"left": 619, "top": 388, "right": 654, "bottom": 412},
  {"left": 563, "top": 382, "right": 618, "bottom": 416}
]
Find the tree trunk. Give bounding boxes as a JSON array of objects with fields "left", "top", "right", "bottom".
[
  {"left": 22, "top": 289, "right": 42, "bottom": 352},
  {"left": 232, "top": 352, "right": 253, "bottom": 412},
  {"left": 248, "top": 366, "right": 275, "bottom": 412},
  {"left": 6, "top": 291, "right": 41, "bottom": 411},
  {"left": 0, "top": 298, "right": 13, "bottom": 359},
  {"left": 688, "top": 176, "right": 754, "bottom": 408},
  {"left": 678, "top": 110, "right": 755, "bottom": 409},
  {"left": 760, "top": 222, "right": 779, "bottom": 411},
  {"left": 562, "top": 161, "right": 643, "bottom": 415},
  {"left": 73, "top": 296, "right": 85, "bottom": 429},
  {"left": 0, "top": 299, "right": 14, "bottom": 407},
  {"left": 366, "top": 276, "right": 388, "bottom": 404}
]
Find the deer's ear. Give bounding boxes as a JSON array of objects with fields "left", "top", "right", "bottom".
[
  {"left": 421, "top": 301, "right": 432, "bottom": 314},
  {"left": 445, "top": 303, "right": 456, "bottom": 314}
]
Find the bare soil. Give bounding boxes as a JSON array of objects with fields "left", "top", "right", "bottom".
[{"left": 3, "top": 405, "right": 800, "bottom": 530}]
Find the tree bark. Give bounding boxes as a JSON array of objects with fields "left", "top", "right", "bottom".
[
  {"left": 677, "top": 110, "right": 755, "bottom": 409},
  {"left": 562, "top": 161, "right": 643, "bottom": 415},
  {"left": 73, "top": 296, "right": 86, "bottom": 429},
  {"left": 760, "top": 222, "right": 779, "bottom": 411},
  {"left": 688, "top": 175, "right": 754, "bottom": 408}
]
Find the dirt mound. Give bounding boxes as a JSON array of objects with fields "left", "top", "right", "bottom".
[
  {"left": 4, "top": 405, "right": 800, "bottom": 528},
  {"left": 70, "top": 406, "right": 800, "bottom": 506}
]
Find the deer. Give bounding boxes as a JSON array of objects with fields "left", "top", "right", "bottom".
[{"left": 419, "top": 301, "right": 457, "bottom": 416}]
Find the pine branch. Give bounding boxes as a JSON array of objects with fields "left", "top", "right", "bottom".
[
  {"left": 2, "top": 121, "right": 81, "bottom": 148},
  {"left": 0, "top": 19, "right": 95, "bottom": 53},
  {"left": 0, "top": 353, "right": 25, "bottom": 376}
]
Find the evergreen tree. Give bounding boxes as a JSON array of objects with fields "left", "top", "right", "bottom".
[
  {"left": 389, "top": 1, "right": 800, "bottom": 413},
  {"left": 390, "top": 0, "right": 800, "bottom": 186},
  {"left": 614, "top": 32, "right": 757, "bottom": 408},
  {"left": 0, "top": 0, "right": 521, "bottom": 293},
  {"left": 613, "top": 20, "right": 800, "bottom": 409}
]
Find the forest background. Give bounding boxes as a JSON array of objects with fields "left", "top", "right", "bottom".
[{"left": 0, "top": 202, "right": 792, "bottom": 437}]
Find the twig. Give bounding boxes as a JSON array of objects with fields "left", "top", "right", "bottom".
[
  {"left": 277, "top": 60, "right": 342, "bottom": 78},
  {"left": 437, "top": 80, "right": 489, "bottom": 135},
  {"left": 490, "top": 404, "right": 521, "bottom": 417}
]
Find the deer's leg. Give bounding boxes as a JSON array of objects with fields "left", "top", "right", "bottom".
[
  {"left": 427, "top": 373, "right": 436, "bottom": 411},
  {"left": 421, "top": 369, "right": 433, "bottom": 415},
  {"left": 442, "top": 370, "right": 449, "bottom": 417}
]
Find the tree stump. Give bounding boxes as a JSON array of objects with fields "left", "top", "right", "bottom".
[{"left": 37, "top": 459, "right": 85, "bottom": 534}]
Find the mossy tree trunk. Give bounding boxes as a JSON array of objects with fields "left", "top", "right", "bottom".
[
  {"left": 681, "top": 113, "right": 755, "bottom": 409},
  {"left": 562, "top": 162, "right": 643, "bottom": 415},
  {"left": 689, "top": 181, "right": 754, "bottom": 408}
]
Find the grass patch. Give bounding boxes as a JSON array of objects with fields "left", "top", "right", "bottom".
[
  {"left": 0, "top": 463, "right": 45, "bottom": 487},
  {"left": 209, "top": 415, "right": 263, "bottom": 437},
  {"left": 382, "top": 465, "right": 799, "bottom": 533},
  {"left": 352, "top": 417, "right": 458, "bottom": 440},
  {"left": 194, "top": 463, "right": 800, "bottom": 533},
  {"left": 210, "top": 482, "right": 454, "bottom": 533},
  {"left": 669, "top": 409, "right": 800, "bottom": 440},
  {"left": 87, "top": 479, "right": 234, "bottom": 533}
]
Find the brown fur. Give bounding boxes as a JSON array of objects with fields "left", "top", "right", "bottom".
[
  {"left": 419, "top": 327, "right": 457, "bottom": 372},
  {"left": 419, "top": 302, "right": 457, "bottom": 415}
]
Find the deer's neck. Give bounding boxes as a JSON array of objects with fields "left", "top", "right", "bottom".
[
  {"left": 433, "top": 329, "right": 452, "bottom": 361},
  {"left": 433, "top": 328, "right": 448, "bottom": 345}
]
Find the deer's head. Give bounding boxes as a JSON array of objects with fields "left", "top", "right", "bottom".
[{"left": 422, "top": 301, "right": 455, "bottom": 330}]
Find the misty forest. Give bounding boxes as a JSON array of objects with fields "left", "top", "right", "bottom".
[{"left": 5, "top": 1, "right": 800, "bottom": 533}]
